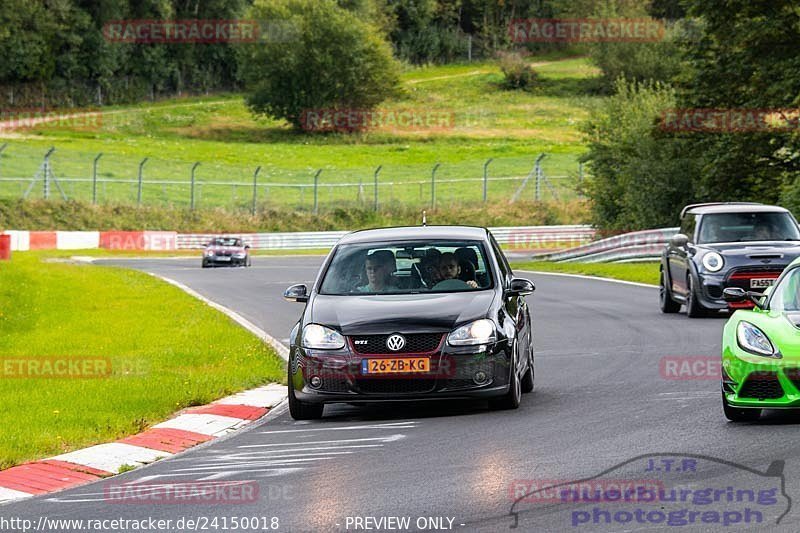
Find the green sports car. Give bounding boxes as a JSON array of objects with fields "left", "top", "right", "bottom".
[{"left": 722, "top": 257, "right": 800, "bottom": 421}]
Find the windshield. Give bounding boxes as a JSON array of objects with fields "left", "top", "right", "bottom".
[
  {"left": 319, "top": 241, "right": 493, "bottom": 295},
  {"left": 697, "top": 212, "right": 800, "bottom": 244},
  {"left": 210, "top": 238, "right": 241, "bottom": 247},
  {"left": 768, "top": 267, "right": 800, "bottom": 312}
]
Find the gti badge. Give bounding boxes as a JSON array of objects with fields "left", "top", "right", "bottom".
[{"left": 386, "top": 334, "right": 406, "bottom": 351}]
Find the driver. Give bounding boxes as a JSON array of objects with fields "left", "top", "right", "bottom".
[{"left": 434, "top": 253, "right": 478, "bottom": 289}]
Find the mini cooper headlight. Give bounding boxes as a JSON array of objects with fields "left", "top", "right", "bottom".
[
  {"left": 736, "top": 321, "right": 779, "bottom": 358},
  {"left": 302, "top": 324, "right": 345, "bottom": 350},
  {"left": 702, "top": 251, "right": 724, "bottom": 272},
  {"left": 447, "top": 319, "right": 497, "bottom": 346}
]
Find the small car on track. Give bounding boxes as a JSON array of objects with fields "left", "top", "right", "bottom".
[
  {"left": 283, "top": 226, "right": 535, "bottom": 420},
  {"left": 721, "top": 257, "right": 800, "bottom": 421},
  {"left": 660, "top": 202, "right": 800, "bottom": 317},
  {"left": 201, "top": 237, "right": 251, "bottom": 268}
]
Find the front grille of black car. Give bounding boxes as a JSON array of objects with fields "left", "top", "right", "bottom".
[
  {"left": 349, "top": 333, "right": 443, "bottom": 355},
  {"left": 355, "top": 378, "right": 436, "bottom": 394},
  {"left": 738, "top": 373, "right": 784, "bottom": 400},
  {"left": 317, "top": 377, "right": 350, "bottom": 393},
  {"left": 725, "top": 267, "right": 784, "bottom": 293}
]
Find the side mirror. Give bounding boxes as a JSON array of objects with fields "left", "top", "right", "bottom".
[
  {"left": 723, "top": 287, "right": 765, "bottom": 308},
  {"left": 284, "top": 284, "right": 309, "bottom": 303},
  {"left": 507, "top": 278, "right": 535, "bottom": 296},
  {"left": 670, "top": 234, "right": 689, "bottom": 248},
  {"left": 244, "top": 245, "right": 250, "bottom": 250}
]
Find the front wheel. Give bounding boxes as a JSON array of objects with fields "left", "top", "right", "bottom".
[
  {"left": 490, "top": 358, "right": 522, "bottom": 410},
  {"left": 686, "top": 275, "right": 708, "bottom": 318},
  {"left": 659, "top": 269, "right": 680, "bottom": 313},
  {"left": 521, "top": 351, "right": 534, "bottom": 393},
  {"left": 722, "top": 389, "right": 761, "bottom": 422},
  {"left": 288, "top": 366, "right": 324, "bottom": 420}
]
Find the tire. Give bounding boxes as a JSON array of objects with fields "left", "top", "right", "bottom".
[
  {"left": 686, "top": 275, "right": 707, "bottom": 318},
  {"left": 201, "top": 260, "right": 209, "bottom": 269},
  {"left": 722, "top": 389, "right": 761, "bottom": 422},
  {"left": 521, "top": 350, "right": 534, "bottom": 394},
  {"left": 288, "top": 367, "right": 324, "bottom": 420},
  {"left": 490, "top": 355, "right": 522, "bottom": 410},
  {"left": 659, "top": 269, "right": 681, "bottom": 313}
]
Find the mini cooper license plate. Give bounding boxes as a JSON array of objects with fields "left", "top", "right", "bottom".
[
  {"left": 361, "top": 357, "right": 430, "bottom": 374},
  {"left": 750, "top": 278, "right": 775, "bottom": 288}
]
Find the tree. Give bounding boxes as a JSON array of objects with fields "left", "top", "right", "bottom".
[
  {"left": 582, "top": 79, "right": 700, "bottom": 229},
  {"left": 679, "top": 0, "right": 800, "bottom": 203},
  {"left": 241, "top": 0, "right": 400, "bottom": 130}
]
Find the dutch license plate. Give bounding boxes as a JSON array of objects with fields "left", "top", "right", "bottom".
[
  {"left": 750, "top": 278, "right": 775, "bottom": 288},
  {"left": 361, "top": 357, "right": 430, "bottom": 375}
]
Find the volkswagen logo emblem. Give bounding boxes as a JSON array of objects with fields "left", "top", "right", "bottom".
[{"left": 386, "top": 334, "right": 406, "bottom": 351}]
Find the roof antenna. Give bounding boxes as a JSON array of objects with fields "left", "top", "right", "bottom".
[{"left": 422, "top": 210, "right": 427, "bottom": 226}]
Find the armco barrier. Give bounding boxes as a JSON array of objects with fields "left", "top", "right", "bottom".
[
  {"left": 176, "top": 225, "right": 596, "bottom": 250},
  {"left": 57, "top": 231, "right": 100, "bottom": 250},
  {"left": 99, "top": 231, "right": 177, "bottom": 251},
  {"left": 532, "top": 227, "right": 678, "bottom": 263},
  {"left": 1, "top": 225, "right": 596, "bottom": 252},
  {"left": 0, "top": 234, "right": 10, "bottom": 260}
]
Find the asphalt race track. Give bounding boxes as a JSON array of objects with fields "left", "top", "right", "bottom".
[{"left": 4, "top": 256, "right": 800, "bottom": 532}]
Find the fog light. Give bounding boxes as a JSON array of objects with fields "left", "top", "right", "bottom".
[
  {"left": 310, "top": 376, "right": 322, "bottom": 388},
  {"left": 473, "top": 371, "right": 488, "bottom": 385}
]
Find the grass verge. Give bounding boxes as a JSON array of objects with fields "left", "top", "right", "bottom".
[
  {"left": 0, "top": 253, "right": 285, "bottom": 469},
  {"left": 512, "top": 260, "right": 659, "bottom": 286}
]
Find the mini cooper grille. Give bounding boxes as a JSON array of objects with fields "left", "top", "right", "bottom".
[
  {"left": 738, "top": 373, "right": 784, "bottom": 400},
  {"left": 355, "top": 378, "right": 436, "bottom": 394},
  {"left": 350, "top": 333, "right": 443, "bottom": 355},
  {"left": 725, "top": 268, "right": 783, "bottom": 293}
]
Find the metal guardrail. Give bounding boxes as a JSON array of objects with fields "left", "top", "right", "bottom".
[
  {"left": 177, "top": 225, "right": 596, "bottom": 250},
  {"left": 532, "top": 227, "right": 679, "bottom": 263}
]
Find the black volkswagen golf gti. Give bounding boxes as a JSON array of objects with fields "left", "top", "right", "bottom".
[{"left": 283, "top": 226, "right": 535, "bottom": 419}]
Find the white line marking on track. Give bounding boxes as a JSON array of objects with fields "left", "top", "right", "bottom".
[
  {"left": 239, "top": 435, "right": 405, "bottom": 448},
  {"left": 258, "top": 422, "right": 417, "bottom": 434}
]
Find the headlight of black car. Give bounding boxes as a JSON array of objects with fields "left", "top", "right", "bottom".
[
  {"left": 302, "top": 324, "right": 345, "bottom": 350},
  {"left": 447, "top": 319, "right": 497, "bottom": 346}
]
